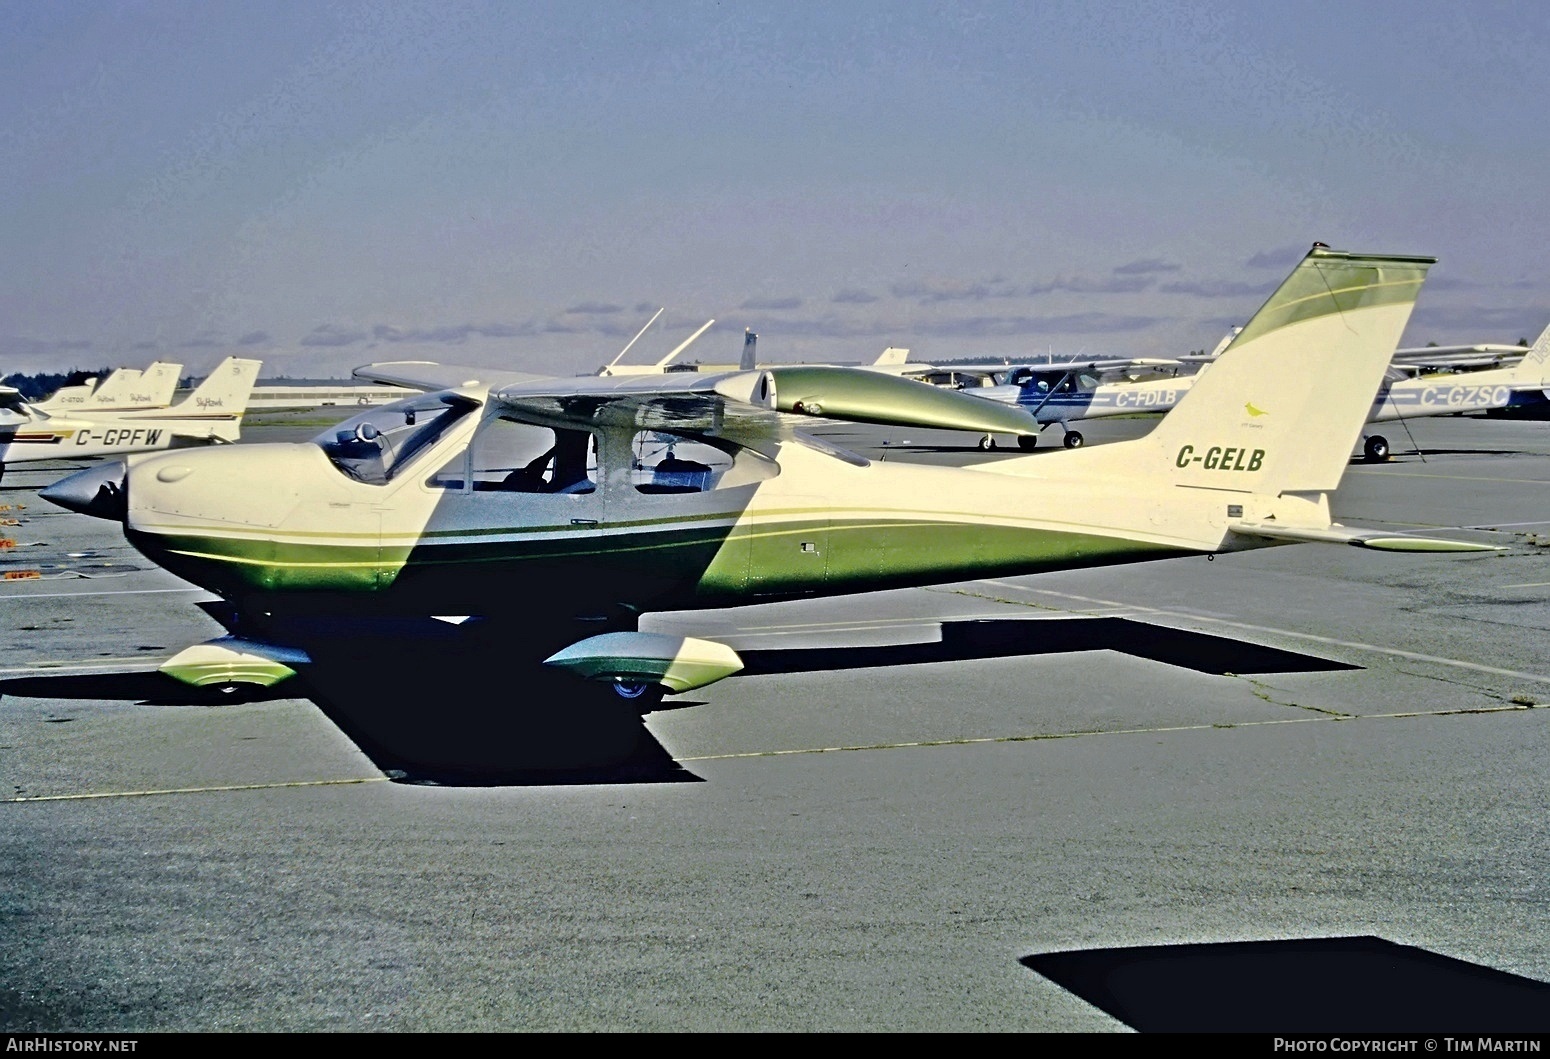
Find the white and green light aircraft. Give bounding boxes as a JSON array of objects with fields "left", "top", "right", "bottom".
[
  {"left": 0, "top": 357, "right": 261, "bottom": 483},
  {"left": 43, "top": 247, "right": 1492, "bottom": 711}
]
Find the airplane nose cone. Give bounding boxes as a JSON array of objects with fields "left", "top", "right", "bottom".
[{"left": 40, "top": 461, "right": 127, "bottom": 521}]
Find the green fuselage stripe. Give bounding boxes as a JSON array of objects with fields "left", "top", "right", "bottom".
[{"left": 128, "top": 516, "right": 1189, "bottom": 614}]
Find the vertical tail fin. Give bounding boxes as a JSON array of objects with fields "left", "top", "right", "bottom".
[
  {"left": 1509, "top": 321, "right": 1550, "bottom": 388},
  {"left": 167, "top": 357, "right": 261, "bottom": 442},
  {"left": 1145, "top": 246, "right": 1433, "bottom": 494},
  {"left": 81, "top": 368, "right": 142, "bottom": 406},
  {"left": 34, "top": 379, "right": 100, "bottom": 410},
  {"left": 120, "top": 361, "right": 183, "bottom": 407}
]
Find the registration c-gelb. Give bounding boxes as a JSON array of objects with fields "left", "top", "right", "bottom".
[{"left": 1175, "top": 444, "right": 1265, "bottom": 472}]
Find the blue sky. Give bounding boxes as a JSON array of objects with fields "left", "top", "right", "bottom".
[{"left": 4, "top": 1, "right": 1548, "bottom": 379}]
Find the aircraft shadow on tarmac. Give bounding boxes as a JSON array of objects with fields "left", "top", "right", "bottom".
[
  {"left": 736, "top": 617, "right": 1359, "bottom": 677},
  {"left": 1022, "top": 936, "right": 1550, "bottom": 1032},
  {"left": 1, "top": 617, "right": 1355, "bottom": 788}
]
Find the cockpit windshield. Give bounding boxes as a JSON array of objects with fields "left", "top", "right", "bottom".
[{"left": 314, "top": 392, "right": 477, "bottom": 484}]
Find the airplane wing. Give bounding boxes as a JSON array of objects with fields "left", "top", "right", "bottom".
[
  {"left": 353, "top": 361, "right": 552, "bottom": 392},
  {"left": 1388, "top": 348, "right": 1527, "bottom": 372},
  {"left": 485, "top": 363, "right": 1042, "bottom": 439},
  {"left": 1391, "top": 342, "right": 1526, "bottom": 360}
]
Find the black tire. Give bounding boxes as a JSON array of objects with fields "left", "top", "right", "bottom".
[
  {"left": 1016, "top": 435, "right": 1037, "bottom": 452},
  {"left": 611, "top": 680, "right": 665, "bottom": 713},
  {"left": 1363, "top": 435, "right": 1390, "bottom": 462},
  {"left": 1063, "top": 431, "right": 1084, "bottom": 449},
  {"left": 978, "top": 435, "right": 996, "bottom": 451}
]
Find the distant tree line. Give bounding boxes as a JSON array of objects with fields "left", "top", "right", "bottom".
[{"left": 1, "top": 367, "right": 109, "bottom": 400}]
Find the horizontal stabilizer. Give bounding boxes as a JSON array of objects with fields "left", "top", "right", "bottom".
[
  {"left": 1230, "top": 522, "right": 1500, "bottom": 552},
  {"left": 544, "top": 632, "right": 744, "bottom": 693}
]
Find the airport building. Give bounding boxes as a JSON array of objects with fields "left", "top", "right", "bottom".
[{"left": 236, "top": 379, "right": 419, "bottom": 411}]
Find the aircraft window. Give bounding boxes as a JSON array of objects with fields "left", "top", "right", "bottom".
[
  {"left": 315, "top": 394, "right": 475, "bottom": 485},
  {"left": 630, "top": 431, "right": 776, "bottom": 493},
  {"left": 433, "top": 417, "right": 597, "bottom": 494}
]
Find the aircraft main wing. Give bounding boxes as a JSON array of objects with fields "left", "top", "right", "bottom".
[
  {"left": 353, "top": 360, "right": 552, "bottom": 392},
  {"left": 485, "top": 364, "right": 1043, "bottom": 439},
  {"left": 1391, "top": 342, "right": 1526, "bottom": 359}
]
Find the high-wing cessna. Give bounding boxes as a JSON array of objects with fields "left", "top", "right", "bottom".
[
  {"left": 43, "top": 247, "right": 1491, "bottom": 720},
  {"left": 965, "top": 317, "right": 1550, "bottom": 461},
  {"left": 905, "top": 331, "right": 1240, "bottom": 451},
  {"left": 960, "top": 356, "right": 1200, "bottom": 450},
  {"left": 0, "top": 357, "right": 260, "bottom": 482},
  {"left": 34, "top": 360, "right": 184, "bottom": 412},
  {"left": 1357, "top": 321, "right": 1550, "bottom": 461}
]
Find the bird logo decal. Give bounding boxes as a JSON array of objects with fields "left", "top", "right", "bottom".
[{"left": 1245, "top": 402, "right": 1268, "bottom": 417}]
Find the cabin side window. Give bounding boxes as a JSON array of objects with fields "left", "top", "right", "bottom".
[
  {"left": 629, "top": 430, "right": 778, "bottom": 494},
  {"left": 431, "top": 416, "right": 597, "bottom": 494}
]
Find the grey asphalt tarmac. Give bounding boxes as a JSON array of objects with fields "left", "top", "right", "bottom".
[{"left": 1, "top": 411, "right": 1547, "bottom": 1032}]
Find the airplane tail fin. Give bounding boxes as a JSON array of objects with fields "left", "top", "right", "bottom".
[
  {"left": 87, "top": 367, "right": 143, "bottom": 406},
  {"left": 167, "top": 357, "right": 261, "bottom": 441},
  {"left": 34, "top": 379, "right": 99, "bottom": 410},
  {"left": 1142, "top": 246, "right": 1433, "bottom": 495},
  {"left": 121, "top": 361, "right": 183, "bottom": 407},
  {"left": 741, "top": 330, "right": 758, "bottom": 371},
  {"left": 1509, "top": 321, "right": 1550, "bottom": 387},
  {"left": 1206, "top": 327, "right": 1241, "bottom": 360},
  {"left": 1005, "top": 246, "right": 1433, "bottom": 496},
  {"left": 873, "top": 347, "right": 911, "bottom": 366}
]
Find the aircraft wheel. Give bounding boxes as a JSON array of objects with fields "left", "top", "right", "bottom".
[
  {"left": 1363, "top": 435, "right": 1390, "bottom": 462},
  {"left": 978, "top": 434, "right": 996, "bottom": 451},
  {"left": 197, "top": 681, "right": 253, "bottom": 703},
  {"left": 1016, "top": 435, "right": 1038, "bottom": 452},
  {"left": 1063, "top": 431, "right": 1084, "bottom": 449},
  {"left": 611, "top": 680, "right": 665, "bottom": 713}
]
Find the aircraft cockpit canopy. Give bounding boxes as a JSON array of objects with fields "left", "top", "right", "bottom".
[
  {"left": 315, "top": 392, "right": 477, "bottom": 484},
  {"left": 1006, "top": 367, "right": 1101, "bottom": 393}
]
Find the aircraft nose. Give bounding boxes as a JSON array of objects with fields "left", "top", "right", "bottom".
[{"left": 40, "top": 461, "right": 127, "bottom": 521}]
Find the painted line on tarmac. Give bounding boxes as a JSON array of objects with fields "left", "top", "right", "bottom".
[
  {"left": 3, "top": 776, "right": 388, "bottom": 804},
  {"left": 677, "top": 702, "right": 1546, "bottom": 762},
  {"left": 973, "top": 581, "right": 1550, "bottom": 685},
  {"left": 0, "top": 657, "right": 167, "bottom": 675},
  {"left": 735, "top": 615, "right": 991, "bottom": 633},
  {"left": 1346, "top": 469, "right": 1550, "bottom": 485},
  {"left": 2, "top": 587, "right": 205, "bottom": 600}
]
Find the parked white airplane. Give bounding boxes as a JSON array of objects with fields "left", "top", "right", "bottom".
[
  {"left": 35, "top": 361, "right": 184, "bottom": 412},
  {"left": 0, "top": 357, "right": 260, "bottom": 482},
  {"left": 1358, "top": 321, "right": 1550, "bottom": 460}
]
